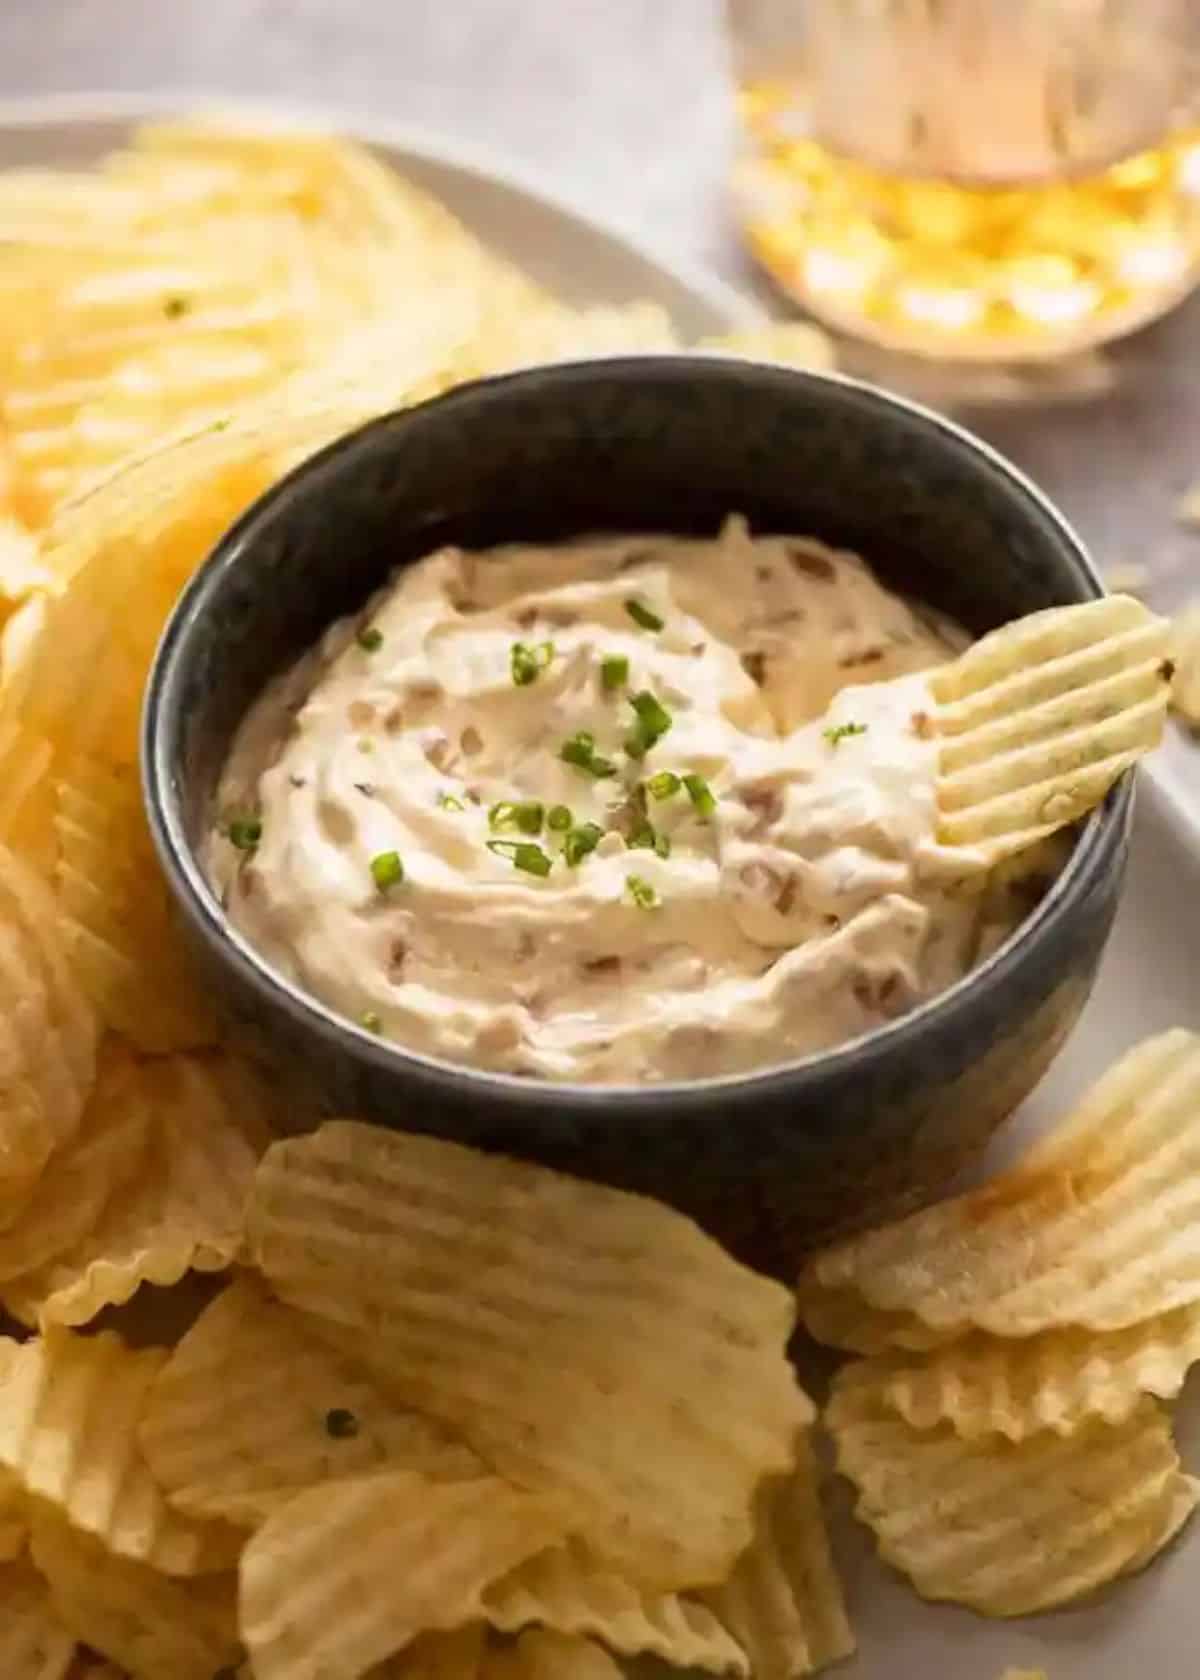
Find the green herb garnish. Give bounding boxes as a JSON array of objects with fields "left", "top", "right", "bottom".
[
  {"left": 645, "top": 770, "right": 681, "bottom": 801},
  {"left": 625, "top": 690, "right": 673, "bottom": 759},
  {"left": 626, "top": 874, "right": 660, "bottom": 909},
  {"left": 823, "top": 721, "right": 868, "bottom": 749},
  {"left": 370, "top": 851, "right": 405, "bottom": 891},
  {"left": 487, "top": 839, "right": 553, "bottom": 877},
  {"left": 438, "top": 792, "right": 465, "bottom": 812},
  {"left": 547, "top": 804, "right": 573, "bottom": 832},
  {"left": 562, "top": 822, "right": 605, "bottom": 867},
  {"left": 682, "top": 773, "right": 716, "bottom": 818},
  {"left": 357, "top": 626, "right": 384, "bottom": 653},
  {"left": 225, "top": 815, "right": 262, "bottom": 852},
  {"left": 624, "top": 598, "right": 664, "bottom": 633},
  {"left": 627, "top": 819, "right": 672, "bottom": 859},
  {"left": 511, "top": 639, "right": 555, "bottom": 686},
  {"left": 325, "top": 1407, "right": 360, "bottom": 1439},
  {"left": 601, "top": 653, "right": 630, "bottom": 691},
  {"left": 559, "top": 731, "right": 617, "bottom": 778},
  {"left": 360, "top": 1011, "right": 383, "bottom": 1034},
  {"left": 489, "top": 800, "right": 544, "bottom": 835}
]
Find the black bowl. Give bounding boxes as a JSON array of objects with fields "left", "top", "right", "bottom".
[{"left": 143, "top": 357, "right": 1131, "bottom": 1276}]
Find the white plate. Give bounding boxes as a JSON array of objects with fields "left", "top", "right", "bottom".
[{"left": 3, "top": 93, "right": 1199, "bottom": 1680}]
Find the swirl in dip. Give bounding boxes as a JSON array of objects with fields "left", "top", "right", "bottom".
[{"left": 210, "top": 516, "right": 1047, "bottom": 1083}]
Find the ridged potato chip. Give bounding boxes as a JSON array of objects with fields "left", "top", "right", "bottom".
[
  {"left": 1168, "top": 602, "right": 1200, "bottom": 728},
  {"left": 0, "top": 1326, "right": 242, "bottom": 1573},
  {"left": 0, "top": 1042, "right": 147, "bottom": 1286},
  {"left": 239, "top": 1469, "right": 564, "bottom": 1680},
  {"left": 931, "top": 595, "right": 1170, "bottom": 858},
  {"left": 701, "top": 1434, "right": 854, "bottom": 1680},
  {"left": 798, "top": 1029, "right": 1200, "bottom": 1340},
  {"left": 140, "top": 1273, "right": 483, "bottom": 1525},
  {"left": 0, "top": 1558, "right": 77, "bottom": 1679},
  {"left": 827, "top": 1366, "right": 1197, "bottom": 1616},
  {"left": 247, "top": 1123, "right": 809, "bottom": 1592},
  {"left": 0, "top": 842, "right": 98, "bottom": 1214},
  {"left": 485, "top": 1539, "right": 746, "bottom": 1675},
  {"left": 53, "top": 758, "right": 219, "bottom": 1052},
  {"left": 31, "top": 1505, "right": 240, "bottom": 1680},
  {"left": 480, "top": 1630, "right": 624, "bottom": 1680},
  {"left": 4, "top": 1048, "right": 277, "bottom": 1329},
  {"left": 866, "top": 1304, "right": 1200, "bottom": 1441},
  {"left": 797, "top": 1287, "right": 957, "bottom": 1357}
]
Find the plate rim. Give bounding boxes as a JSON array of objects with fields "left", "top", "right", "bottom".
[{"left": 0, "top": 87, "right": 1193, "bottom": 854}]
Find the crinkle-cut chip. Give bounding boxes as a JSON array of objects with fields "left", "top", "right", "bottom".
[
  {"left": 53, "top": 758, "right": 219, "bottom": 1052},
  {"left": 480, "top": 1631, "right": 624, "bottom": 1680},
  {"left": 485, "top": 1539, "right": 747, "bottom": 1675},
  {"left": 796, "top": 1287, "right": 957, "bottom": 1356},
  {"left": 0, "top": 1326, "right": 242, "bottom": 1573},
  {"left": 140, "top": 1273, "right": 483, "bottom": 1525},
  {"left": 869, "top": 1304, "right": 1200, "bottom": 1441},
  {"left": 0, "top": 842, "right": 98, "bottom": 1212},
  {"left": 239, "top": 1469, "right": 564, "bottom": 1680},
  {"left": 0, "top": 516, "right": 51, "bottom": 618},
  {"left": 931, "top": 596, "right": 1170, "bottom": 858},
  {"left": 701, "top": 1435, "right": 853, "bottom": 1680},
  {"left": 373, "top": 1626, "right": 486, "bottom": 1680},
  {"left": 798, "top": 1029, "right": 1200, "bottom": 1338},
  {"left": 0, "top": 1042, "right": 147, "bottom": 1285},
  {"left": 697, "top": 321, "right": 837, "bottom": 371},
  {"left": 461, "top": 300, "right": 677, "bottom": 379},
  {"left": 0, "top": 1558, "right": 77, "bottom": 1679},
  {"left": 1168, "top": 602, "right": 1200, "bottom": 727},
  {"left": 4, "top": 1049, "right": 277, "bottom": 1329},
  {"left": 31, "top": 1505, "right": 240, "bottom": 1680},
  {"left": 247, "top": 1123, "right": 809, "bottom": 1592},
  {"left": 826, "top": 1367, "right": 1198, "bottom": 1617}
]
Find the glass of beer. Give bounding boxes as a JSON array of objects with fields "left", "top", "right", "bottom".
[{"left": 728, "top": 0, "right": 1200, "bottom": 359}]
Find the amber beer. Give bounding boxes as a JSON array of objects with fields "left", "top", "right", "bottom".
[{"left": 728, "top": 0, "right": 1200, "bottom": 358}]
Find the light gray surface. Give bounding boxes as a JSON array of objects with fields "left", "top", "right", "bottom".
[{"left": 3, "top": 3, "right": 1199, "bottom": 606}]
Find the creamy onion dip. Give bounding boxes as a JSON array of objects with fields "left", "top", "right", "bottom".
[{"left": 210, "top": 516, "right": 1048, "bottom": 1083}]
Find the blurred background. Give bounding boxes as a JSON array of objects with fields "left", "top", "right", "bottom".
[{"left": 4, "top": 0, "right": 1200, "bottom": 622}]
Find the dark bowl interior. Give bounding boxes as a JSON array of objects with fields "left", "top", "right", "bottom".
[{"left": 145, "top": 357, "right": 1127, "bottom": 1273}]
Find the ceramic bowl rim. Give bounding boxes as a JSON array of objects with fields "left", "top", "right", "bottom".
[{"left": 143, "top": 355, "right": 1132, "bottom": 1114}]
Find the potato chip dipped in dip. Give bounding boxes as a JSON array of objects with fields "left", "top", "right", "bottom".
[{"left": 209, "top": 517, "right": 1164, "bottom": 1083}]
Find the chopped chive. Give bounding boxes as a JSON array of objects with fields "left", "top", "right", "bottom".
[
  {"left": 654, "top": 830, "right": 671, "bottom": 859},
  {"left": 560, "top": 732, "right": 617, "bottom": 778},
  {"left": 489, "top": 800, "right": 544, "bottom": 835},
  {"left": 360, "top": 1011, "right": 383, "bottom": 1034},
  {"left": 625, "top": 689, "right": 673, "bottom": 758},
  {"left": 562, "top": 822, "right": 604, "bottom": 867},
  {"left": 487, "top": 840, "right": 553, "bottom": 877},
  {"left": 682, "top": 773, "right": 716, "bottom": 818},
  {"left": 547, "top": 804, "right": 573, "bottom": 832},
  {"left": 325, "top": 1406, "right": 360, "bottom": 1439},
  {"left": 225, "top": 815, "right": 262, "bottom": 852},
  {"left": 627, "top": 821, "right": 656, "bottom": 851},
  {"left": 624, "top": 597, "right": 665, "bottom": 633},
  {"left": 511, "top": 640, "right": 554, "bottom": 686},
  {"left": 357, "top": 626, "right": 384, "bottom": 652},
  {"left": 626, "top": 874, "right": 660, "bottom": 910},
  {"left": 645, "top": 770, "right": 681, "bottom": 801},
  {"left": 601, "top": 654, "right": 630, "bottom": 691},
  {"left": 438, "top": 792, "right": 465, "bottom": 812},
  {"left": 370, "top": 850, "right": 405, "bottom": 891},
  {"left": 823, "top": 721, "right": 868, "bottom": 748}
]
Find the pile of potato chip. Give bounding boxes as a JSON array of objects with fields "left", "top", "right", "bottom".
[{"left": 802, "top": 1027, "right": 1200, "bottom": 1619}]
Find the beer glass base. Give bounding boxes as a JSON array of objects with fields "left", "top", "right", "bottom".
[{"left": 735, "top": 133, "right": 1200, "bottom": 363}]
